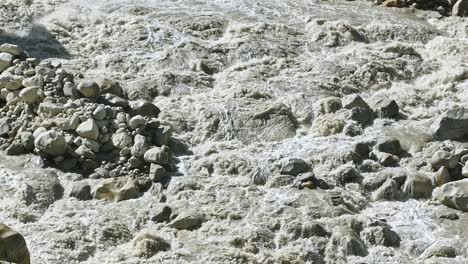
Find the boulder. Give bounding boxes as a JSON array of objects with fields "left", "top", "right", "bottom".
[
  {"left": 149, "top": 164, "right": 166, "bottom": 182},
  {"left": 372, "top": 99, "right": 399, "bottom": 119},
  {"left": 0, "top": 118, "right": 10, "bottom": 137},
  {"left": 77, "top": 80, "right": 101, "bottom": 98},
  {"left": 19, "top": 86, "right": 42, "bottom": 103},
  {"left": 133, "top": 231, "right": 170, "bottom": 258},
  {"left": 347, "top": 107, "right": 374, "bottom": 127},
  {"left": 431, "top": 166, "right": 451, "bottom": 187},
  {"left": 403, "top": 173, "right": 433, "bottom": 198},
  {"left": 343, "top": 95, "right": 370, "bottom": 110},
  {"left": 112, "top": 132, "right": 133, "bottom": 149},
  {"left": 420, "top": 241, "right": 457, "bottom": 259},
  {"left": 431, "top": 108, "right": 468, "bottom": 141},
  {"left": 169, "top": 211, "right": 204, "bottom": 230},
  {"left": 96, "top": 78, "right": 125, "bottom": 98},
  {"left": 434, "top": 179, "right": 468, "bottom": 212},
  {"left": 34, "top": 130, "right": 67, "bottom": 156},
  {"left": 70, "top": 181, "right": 92, "bottom": 201},
  {"left": 0, "top": 43, "right": 23, "bottom": 55},
  {"left": 92, "top": 176, "right": 141, "bottom": 202},
  {"left": 317, "top": 97, "right": 342, "bottom": 115},
  {"left": 430, "top": 150, "right": 458, "bottom": 170},
  {"left": 0, "top": 72, "right": 24, "bottom": 91},
  {"left": 280, "top": 158, "right": 309, "bottom": 176},
  {"left": 143, "top": 146, "right": 170, "bottom": 165},
  {"left": 0, "top": 224, "right": 30, "bottom": 264},
  {"left": 129, "top": 100, "right": 161, "bottom": 117},
  {"left": 377, "top": 138, "right": 402, "bottom": 156},
  {"left": 0, "top": 52, "right": 13, "bottom": 71},
  {"left": 150, "top": 205, "right": 172, "bottom": 223},
  {"left": 361, "top": 225, "right": 400, "bottom": 247},
  {"left": 131, "top": 135, "right": 149, "bottom": 157},
  {"left": 76, "top": 119, "right": 99, "bottom": 141}
]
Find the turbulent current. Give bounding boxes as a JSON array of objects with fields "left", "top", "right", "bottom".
[{"left": 1, "top": 0, "right": 468, "bottom": 263}]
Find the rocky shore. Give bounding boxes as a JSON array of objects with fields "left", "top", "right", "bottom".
[{"left": 1, "top": 0, "right": 468, "bottom": 263}]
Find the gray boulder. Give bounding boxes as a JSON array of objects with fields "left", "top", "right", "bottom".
[
  {"left": 76, "top": 119, "right": 99, "bottom": 141},
  {"left": 143, "top": 146, "right": 170, "bottom": 165},
  {"left": 0, "top": 72, "right": 24, "bottom": 91},
  {"left": 0, "top": 52, "right": 13, "bottom": 71},
  {"left": 169, "top": 211, "right": 203, "bottom": 230},
  {"left": 0, "top": 43, "right": 23, "bottom": 55},
  {"left": 34, "top": 130, "right": 67, "bottom": 156},
  {"left": 0, "top": 224, "right": 30, "bottom": 264},
  {"left": 77, "top": 80, "right": 101, "bottom": 98},
  {"left": 129, "top": 100, "right": 160, "bottom": 117},
  {"left": 431, "top": 108, "right": 468, "bottom": 140},
  {"left": 280, "top": 158, "right": 309, "bottom": 176},
  {"left": 434, "top": 179, "right": 468, "bottom": 212}
]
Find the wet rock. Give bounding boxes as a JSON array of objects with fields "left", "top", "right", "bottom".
[
  {"left": 92, "top": 177, "right": 141, "bottom": 202},
  {"left": 19, "top": 86, "right": 42, "bottom": 103},
  {"left": 133, "top": 232, "right": 170, "bottom": 258},
  {"left": 372, "top": 179, "right": 401, "bottom": 201},
  {"left": 169, "top": 211, "right": 203, "bottom": 230},
  {"left": 420, "top": 241, "right": 457, "bottom": 259},
  {"left": 34, "top": 130, "right": 67, "bottom": 156},
  {"left": 347, "top": 107, "right": 375, "bottom": 127},
  {"left": 280, "top": 158, "right": 309, "bottom": 176},
  {"left": 325, "top": 227, "right": 368, "bottom": 261},
  {"left": 361, "top": 225, "right": 400, "bottom": 247},
  {"left": 104, "top": 93, "right": 129, "bottom": 108},
  {"left": 77, "top": 80, "right": 101, "bottom": 98},
  {"left": 431, "top": 150, "right": 458, "bottom": 170},
  {"left": 18, "top": 169, "right": 63, "bottom": 208},
  {"left": 70, "top": 181, "right": 92, "bottom": 201},
  {"left": 343, "top": 95, "right": 371, "bottom": 110},
  {"left": 336, "top": 165, "right": 362, "bottom": 184},
  {"left": 129, "top": 100, "right": 161, "bottom": 117},
  {"left": 150, "top": 205, "right": 172, "bottom": 222},
  {"left": 76, "top": 119, "right": 99, "bottom": 141},
  {"left": 431, "top": 108, "right": 468, "bottom": 141},
  {"left": 0, "top": 52, "right": 13, "bottom": 71},
  {"left": 431, "top": 166, "right": 451, "bottom": 187},
  {"left": 372, "top": 99, "right": 399, "bottom": 119},
  {"left": 403, "top": 173, "right": 433, "bottom": 198},
  {"left": 434, "top": 179, "right": 468, "bottom": 211},
  {"left": 302, "top": 222, "right": 329, "bottom": 238},
  {"left": 317, "top": 97, "right": 342, "bottom": 115},
  {"left": 383, "top": 0, "right": 404, "bottom": 7},
  {"left": 377, "top": 138, "right": 402, "bottom": 156},
  {"left": 143, "top": 146, "right": 170, "bottom": 165},
  {"left": 149, "top": 164, "right": 166, "bottom": 182},
  {"left": 0, "top": 224, "right": 30, "bottom": 264},
  {"left": 0, "top": 43, "right": 23, "bottom": 55}
]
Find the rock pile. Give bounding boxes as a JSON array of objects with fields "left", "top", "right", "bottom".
[
  {"left": 379, "top": 0, "right": 467, "bottom": 17},
  {"left": 0, "top": 43, "right": 173, "bottom": 182}
]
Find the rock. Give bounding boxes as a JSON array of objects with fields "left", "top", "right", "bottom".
[
  {"left": 302, "top": 222, "right": 329, "bottom": 238},
  {"left": 70, "top": 181, "right": 92, "bottom": 201},
  {"left": 149, "top": 164, "right": 166, "bottom": 182},
  {"left": 462, "top": 162, "right": 468, "bottom": 177},
  {"left": 133, "top": 232, "right": 170, "bottom": 258},
  {"left": 347, "top": 107, "right": 374, "bottom": 127},
  {"left": 104, "top": 93, "right": 129, "bottom": 108},
  {"left": 377, "top": 138, "right": 402, "bottom": 156},
  {"left": 325, "top": 227, "right": 368, "bottom": 260},
  {"left": 343, "top": 95, "right": 371, "bottom": 110},
  {"left": 63, "top": 82, "right": 80, "bottom": 98},
  {"left": 434, "top": 179, "right": 468, "bottom": 211},
  {"left": 0, "top": 224, "right": 30, "bottom": 264},
  {"left": 19, "top": 132, "right": 34, "bottom": 151},
  {"left": 150, "top": 205, "right": 172, "bottom": 222},
  {"left": 153, "top": 125, "right": 173, "bottom": 147},
  {"left": 0, "top": 52, "right": 13, "bottom": 71},
  {"left": 92, "top": 176, "right": 141, "bottom": 202},
  {"left": 280, "top": 158, "right": 309, "bottom": 176},
  {"left": 452, "top": 0, "right": 468, "bottom": 16},
  {"left": 420, "top": 241, "right": 457, "bottom": 259},
  {"left": 19, "top": 86, "right": 42, "bottom": 103},
  {"left": 17, "top": 169, "right": 63, "bottom": 208},
  {"left": 432, "top": 166, "right": 451, "bottom": 187},
  {"left": 0, "top": 118, "right": 10, "bottom": 137},
  {"left": 22, "top": 76, "right": 43, "bottom": 88},
  {"left": 129, "top": 115, "right": 146, "bottom": 130},
  {"left": 0, "top": 43, "right": 23, "bottom": 55},
  {"left": 372, "top": 99, "right": 399, "bottom": 119},
  {"left": 34, "top": 130, "right": 67, "bottom": 156},
  {"left": 77, "top": 80, "right": 101, "bottom": 98},
  {"left": 96, "top": 78, "right": 125, "bottom": 98},
  {"left": 112, "top": 132, "right": 133, "bottom": 149},
  {"left": 383, "top": 0, "right": 404, "bottom": 7},
  {"left": 143, "top": 146, "right": 170, "bottom": 165},
  {"left": 430, "top": 150, "right": 458, "bottom": 170},
  {"left": 0, "top": 72, "right": 24, "bottom": 91},
  {"left": 92, "top": 106, "right": 107, "bottom": 121},
  {"left": 75, "top": 145, "right": 96, "bottom": 160},
  {"left": 431, "top": 108, "right": 468, "bottom": 141},
  {"left": 336, "top": 165, "right": 362, "bottom": 184},
  {"left": 6, "top": 142, "right": 26, "bottom": 155},
  {"left": 169, "top": 211, "right": 203, "bottom": 230},
  {"left": 76, "top": 119, "right": 99, "bottom": 141},
  {"left": 402, "top": 173, "right": 433, "bottom": 198},
  {"left": 361, "top": 225, "right": 400, "bottom": 247},
  {"left": 317, "top": 97, "right": 342, "bottom": 115},
  {"left": 372, "top": 179, "right": 401, "bottom": 201},
  {"left": 129, "top": 100, "right": 161, "bottom": 117}
]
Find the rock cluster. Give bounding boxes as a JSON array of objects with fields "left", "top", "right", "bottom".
[
  {"left": 379, "top": 0, "right": 468, "bottom": 17},
  {"left": 0, "top": 43, "right": 173, "bottom": 183}
]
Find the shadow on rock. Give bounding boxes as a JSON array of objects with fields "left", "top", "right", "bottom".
[{"left": 0, "top": 24, "right": 70, "bottom": 59}]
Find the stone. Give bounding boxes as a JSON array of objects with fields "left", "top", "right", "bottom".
[
  {"left": 0, "top": 72, "right": 24, "bottom": 91},
  {"left": 22, "top": 76, "right": 43, "bottom": 88},
  {"left": 92, "top": 176, "right": 141, "bottom": 202},
  {"left": 19, "top": 86, "right": 41, "bottom": 103},
  {"left": 302, "top": 222, "right": 329, "bottom": 238},
  {"left": 97, "top": 78, "right": 125, "bottom": 98},
  {"left": 0, "top": 118, "right": 10, "bottom": 137},
  {"left": 431, "top": 108, "right": 468, "bottom": 140},
  {"left": 432, "top": 166, "right": 451, "bottom": 187},
  {"left": 317, "top": 97, "right": 342, "bottom": 115},
  {"left": 92, "top": 106, "right": 107, "bottom": 121},
  {"left": 377, "top": 138, "right": 402, "bottom": 156},
  {"left": 149, "top": 164, "right": 166, "bottom": 182},
  {"left": 430, "top": 150, "right": 458, "bottom": 170},
  {"left": 133, "top": 232, "right": 170, "bottom": 258},
  {"left": 34, "top": 130, "right": 68, "bottom": 156},
  {"left": 77, "top": 80, "right": 101, "bottom": 98},
  {"left": 325, "top": 227, "right": 368, "bottom": 260},
  {"left": 372, "top": 99, "right": 399, "bottom": 119},
  {"left": 94, "top": 168, "right": 109, "bottom": 178},
  {"left": 462, "top": 162, "right": 468, "bottom": 177},
  {"left": 343, "top": 95, "right": 371, "bottom": 109},
  {"left": 151, "top": 205, "right": 172, "bottom": 222},
  {"left": 383, "top": 0, "right": 404, "bottom": 7},
  {"left": 361, "top": 225, "right": 400, "bottom": 247},
  {"left": 112, "top": 132, "right": 133, "bottom": 149},
  {"left": 70, "top": 181, "right": 92, "bottom": 200},
  {"left": 0, "top": 224, "right": 30, "bottom": 264},
  {"left": 347, "top": 107, "right": 374, "bottom": 127},
  {"left": 129, "top": 115, "right": 146, "bottom": 130},
  {"left": 6, "top": 142, "right": 26, "bottom": 155},
  {"left": 372, "top": 179, "right": 401, "bottom": 201},
  {"left": 144, "top": 146, "right": 170, "bottom": 165},
  {"left": 63, "top": 82, "right": 80, "bottom": 98},
  {"left": 0, "top": 43, "right": 23, "bottom": 55},
  {"left": 153, "top": 125, "right": 173, "bottom": 147},
  {"left": 452, "top": 0, "right": 468, "bottom": 16},
  {"left": 403, "top": 173, "right": 433, "bottom": 198},
  {"left": 420, "top": 242, "right": 457, "bottom": 259},
  {"left": 75, "top": 145, "right": 96, "bottom": 160},
  {"left": 0, "top": 52, "right": 13, "bottom": 71},
  {"left": 19, "top": 132, "right": 34, "bottom": 151},
  {"left": 129, "top": 100, "right": 161, "bottom": 117},
  {"left": 17, "top": 169, "right": 63, "bottom": 208},
  {"left": 169, "top": 211, "right": 203, "bottom": 230},
  {"left": 76, "top": 119, "right": 99, "bottom": 141},
  {"left": 434, "top": 179, "right": 468, "bottom": 212},
  {"left": 336, "top": 165, "right": 362, "bottom": 184},
  {"left": 280, "top": 158, "right": 309, "bottom": 176},
  {"left": 104, "top": 93, "right": 129, "bottom": 108}
]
